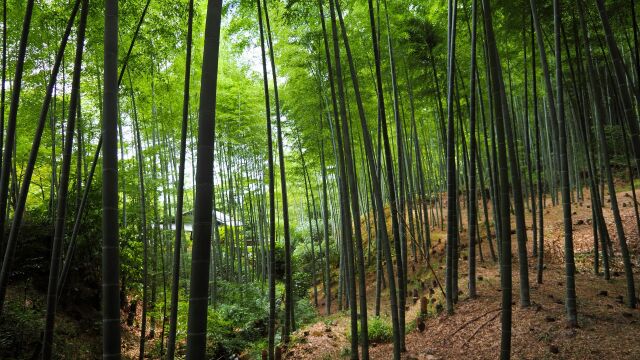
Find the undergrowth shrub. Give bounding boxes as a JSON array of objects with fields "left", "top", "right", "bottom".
[
  {"left": 367, "top": 316, "right": 393, "bottom": 343},
  {"left": 295, "top": 297, "right": 318, "bottom": 326},
  {"left": 346, "top": 316, "right": 393, "bottom": 344}
]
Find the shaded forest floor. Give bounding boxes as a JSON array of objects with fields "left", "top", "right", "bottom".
[
  {"left": 1, "top": 281, "right": 157, "bottom": 359},
  {"left": 286, "top": 185, "right": 640, "bottom": 360}
]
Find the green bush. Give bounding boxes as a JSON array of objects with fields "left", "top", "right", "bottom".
[
  {"left": 0, "top": 297, "right": 100, "bottom": 359},
  {"left": 346, "top": 316, "right": 393, "bottom": 344},
  {"left": 0, "top": 300, "right": 43, "bottom": 358},
  {"left": 170, "top": 281, "right": 271, "bottom": 358},
  {"left": 367, "top": 316, "right": 393, "bottom": 343},
  {"left": 292, "top": 269, "right": 312, "bottom": 299},
  {"left": 294, "top": 298, "right": 318, "bottom": 327}
]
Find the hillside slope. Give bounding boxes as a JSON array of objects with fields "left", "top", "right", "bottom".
[{"left": 286, "top": 188, "right": 640, "bottom": 359}]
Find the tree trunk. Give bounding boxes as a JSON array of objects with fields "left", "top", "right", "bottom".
[
  {"left": 467, "top": 0, "right": 479, "bottom": 299},
  {"left": 41, "top": 2, "right": 88, "bottom": 357},
  {"left": 553, "top": 0, "right": 578, "bottom": 327},
  {"left": 481, "top": 0, "right": 513, "bottom": 357},
  {"left": 185, "top": 0, "right": 222, "bottom": 357},
  {"left": 102, "top": 0, "right": 121, "bottom": 357},
  {"left": 167, "top": 1, "right": 194, "bottom": 357},
  {"left": 446, "top": 0, "right": 459, "bottom": 316},
  {"left": 594, "top": 0, "right": 638, "bottom": 309}
]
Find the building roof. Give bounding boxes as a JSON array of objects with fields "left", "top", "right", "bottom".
[{"left": 167, "top": 209, "right": 243, "bottom": 232}]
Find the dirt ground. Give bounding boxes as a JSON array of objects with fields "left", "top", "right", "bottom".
[{"left": 285, "top": 187, "right": 640, "bottom": 360}]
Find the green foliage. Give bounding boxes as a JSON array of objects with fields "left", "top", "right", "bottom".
[
  {"left": 272, "top": 242, "right": 287, "bottom": 281},
  {"left": 205, "top": 309, "right": 246, "bottom": 359},
  {"left": 346, "top": 316, "right": 393, "bottom": 344},
  {"left": 120, "top": 224, "right": 144, "bottom": 295},
  {"left": 155, "top": 300, "right": 246, "bottom": 359},
  {"left": 171, "top": 281, "right": 270, "bottom": 358},
  {"left": 0, "top": 295, "right": 100, "bottom": 359},
  {"left": 366, "top": 317, "right": 394, "bottom": 344},
  {"left": 216, "top": 280, "right": 269, "bottom": 334},
  {"left": 340, "top": 346, "right": 351, "bottom": 358},
  {"left": 292, "top": 267, "right": 312, "bottom": 300},
  {"left": 294, "top": 297, "right": 318, "bottom": 327},
  {"left": 0, "top": 299, "right": 44, "bottom": 357},
  {"left": 604, "top": 124, "right": 628, "bottom": 168},
  {"left": 8, "top": 195, "right": 102, "bottom": 307}
]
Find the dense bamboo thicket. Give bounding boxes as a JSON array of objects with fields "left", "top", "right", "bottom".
[{"left": 0, "top": 0, "right": 637, "bottom": 359}]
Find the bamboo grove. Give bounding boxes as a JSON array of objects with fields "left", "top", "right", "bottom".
[{"left": 0, "top": 0, "right": 637, "bottom": 359}]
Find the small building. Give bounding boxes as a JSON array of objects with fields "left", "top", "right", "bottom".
[{"left": 169, "top": 210, "right": 243, "bottom": 233}]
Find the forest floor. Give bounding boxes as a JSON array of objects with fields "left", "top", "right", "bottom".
[{"left": 285, "top": 185, "right": 640, "bottom": 360}]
